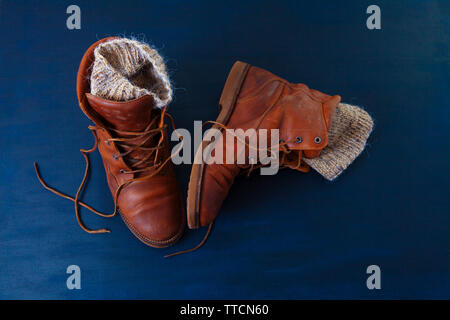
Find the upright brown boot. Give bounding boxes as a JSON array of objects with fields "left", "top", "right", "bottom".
[{"left": 35, "top": 37, "right": 184, "bottom": 247}]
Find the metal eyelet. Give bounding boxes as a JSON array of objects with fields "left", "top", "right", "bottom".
[
  {"left": 112, "top": 154, "right": 118, "bottom": 160},
  {"left": 295, "top": 136, "right": 303, "bottom": 144},
  {"left": 314, "top": 136, "right": 322, "bottom": 144},
  {"left": 105, "top": 140, "right": 111, "bottom": 146},
  {"left": 119, "top": 169, "right": 125, "bottom": 173}
]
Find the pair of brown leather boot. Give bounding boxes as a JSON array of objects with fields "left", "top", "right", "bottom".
[{"left": 36, "top": 37, "right": 373, "bottom": 255}]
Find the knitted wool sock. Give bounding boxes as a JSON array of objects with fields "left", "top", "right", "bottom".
[
  {"left": 90, "top": 38, "right": 172, "bottom": 107},
  {"left": 304, "top": 103, "right": 374, "bottom": 181}
]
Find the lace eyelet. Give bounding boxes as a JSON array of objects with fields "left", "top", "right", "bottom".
[
  {"left": 105, "top": 140, "right": 111, "bottom": 146},
  {"left": 295, "top": 136, "right": 303, "bottom": 144},
  {"left": 112, "top": 154, "right": 118, "bottom": 160},
  {"left": 314, "top": 136, "right": 322, "bottom": 144},
  {"left": 119, "top": 169, "right": 125, "bottom": 173}
]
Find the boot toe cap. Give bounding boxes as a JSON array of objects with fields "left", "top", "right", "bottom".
[{"left": 118, "top": 177, "right": 185, "bottom": 247}]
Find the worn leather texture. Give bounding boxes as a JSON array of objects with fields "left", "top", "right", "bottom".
[
  {"left": 199, "top": 65, "right": 341, "bottom": 226},
  {"left": 76, "top": 38, "right": 184, "bottom": 245},
  {"left": 2, "top": 0, "right": 448, "bottom": 300}
]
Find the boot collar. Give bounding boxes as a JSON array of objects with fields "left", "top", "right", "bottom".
[
  {"left": 76, "top": 37, "right": 119, "bottom": 127},
  {"left": 277, "top": 91, "right": 340, "bottom": 158},
  {"left": 85, "top": 93, "right": 155, "bottom": 132}
]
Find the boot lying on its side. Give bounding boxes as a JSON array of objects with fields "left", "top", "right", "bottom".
[
  {"left": 182, "top": 61, "right": 373, "bottom": 253},
  {"left": 35, "top": 37, "right": 185, "bottom": 248}
]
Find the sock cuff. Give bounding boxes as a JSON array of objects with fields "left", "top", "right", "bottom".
[
  {"left": 90, "top": 38, "right": 172, "bottom": 108},
  {"left": 304, "top": 103, "right": 374, "bottom": 181}
]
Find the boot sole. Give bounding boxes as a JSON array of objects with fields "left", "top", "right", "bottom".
[{"left": 187, "top": 61, "right": 250, "bottom": 229}]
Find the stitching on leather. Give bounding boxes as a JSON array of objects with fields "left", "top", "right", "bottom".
[{"left": 120, "top": 209, "right": 184, "bottom": 245}]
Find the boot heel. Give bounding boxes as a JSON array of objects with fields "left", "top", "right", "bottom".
[
  {"left": 187, "top": 61, "right": 250, "bottom": 229},
  {"left": 217, "top": 61, "right": 250, "bottom": 125}
]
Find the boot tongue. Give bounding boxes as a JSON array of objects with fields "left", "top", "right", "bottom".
[{"left": 85, "top": 93, "right": 155, "bottom": 132}]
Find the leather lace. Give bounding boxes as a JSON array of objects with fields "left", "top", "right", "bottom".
[
  {"left": 164, "top": 120, "right": 309, "bottom": 258},
  {"left": 201, "top": 120, "right": 310, "bottom": 173},
  {"left": 34, "top": 107, "right": 184, "bottom": 234}
]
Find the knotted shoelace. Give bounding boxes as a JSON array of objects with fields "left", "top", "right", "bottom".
[
  {"left": 34, "top": 106, "right": 184, "bottom": 234},
  {"left": 35, "top": 111, "right": 309, "bottom": 257}
]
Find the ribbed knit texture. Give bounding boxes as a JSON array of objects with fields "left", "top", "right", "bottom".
[
  {"left": 90, "top": 38, "right": 172, "bottom": 108},
  {"left": 304, "top": 103, "right": 374, "bottom": 181}
]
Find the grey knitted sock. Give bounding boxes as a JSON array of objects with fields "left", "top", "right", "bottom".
[
  {"left": 304, "top": 103, "right": 374, "bottom": 181},
  {"left": 90, "top": 38, "right": 172, "bottom": 108}
]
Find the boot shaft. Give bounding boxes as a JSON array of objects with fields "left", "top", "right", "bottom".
[{"left": 227, "top": 65, "right": 341, "bottom": 159}]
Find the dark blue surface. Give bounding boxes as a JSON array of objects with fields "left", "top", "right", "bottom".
[{"left": 0, "top": 0, "right": 449, "bottom": 299}]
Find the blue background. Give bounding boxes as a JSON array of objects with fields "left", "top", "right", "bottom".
[{"left": 0, "top": 0, "right": 449, "bottom": 299}]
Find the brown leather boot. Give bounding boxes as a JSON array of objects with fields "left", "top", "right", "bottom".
[
  {"left": 35, "top": 37, "right": 184, "bottom": 248},
  {"left": 186, "top": 61, "right": 341, "bottom": 230}
]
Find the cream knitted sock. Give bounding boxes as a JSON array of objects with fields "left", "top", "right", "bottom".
[
  {"left": 304, "top": 103, "right": 374, "bottom": 181},
  {"left": 90, "top": 38, "right": 172, "bottom": 107}
]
